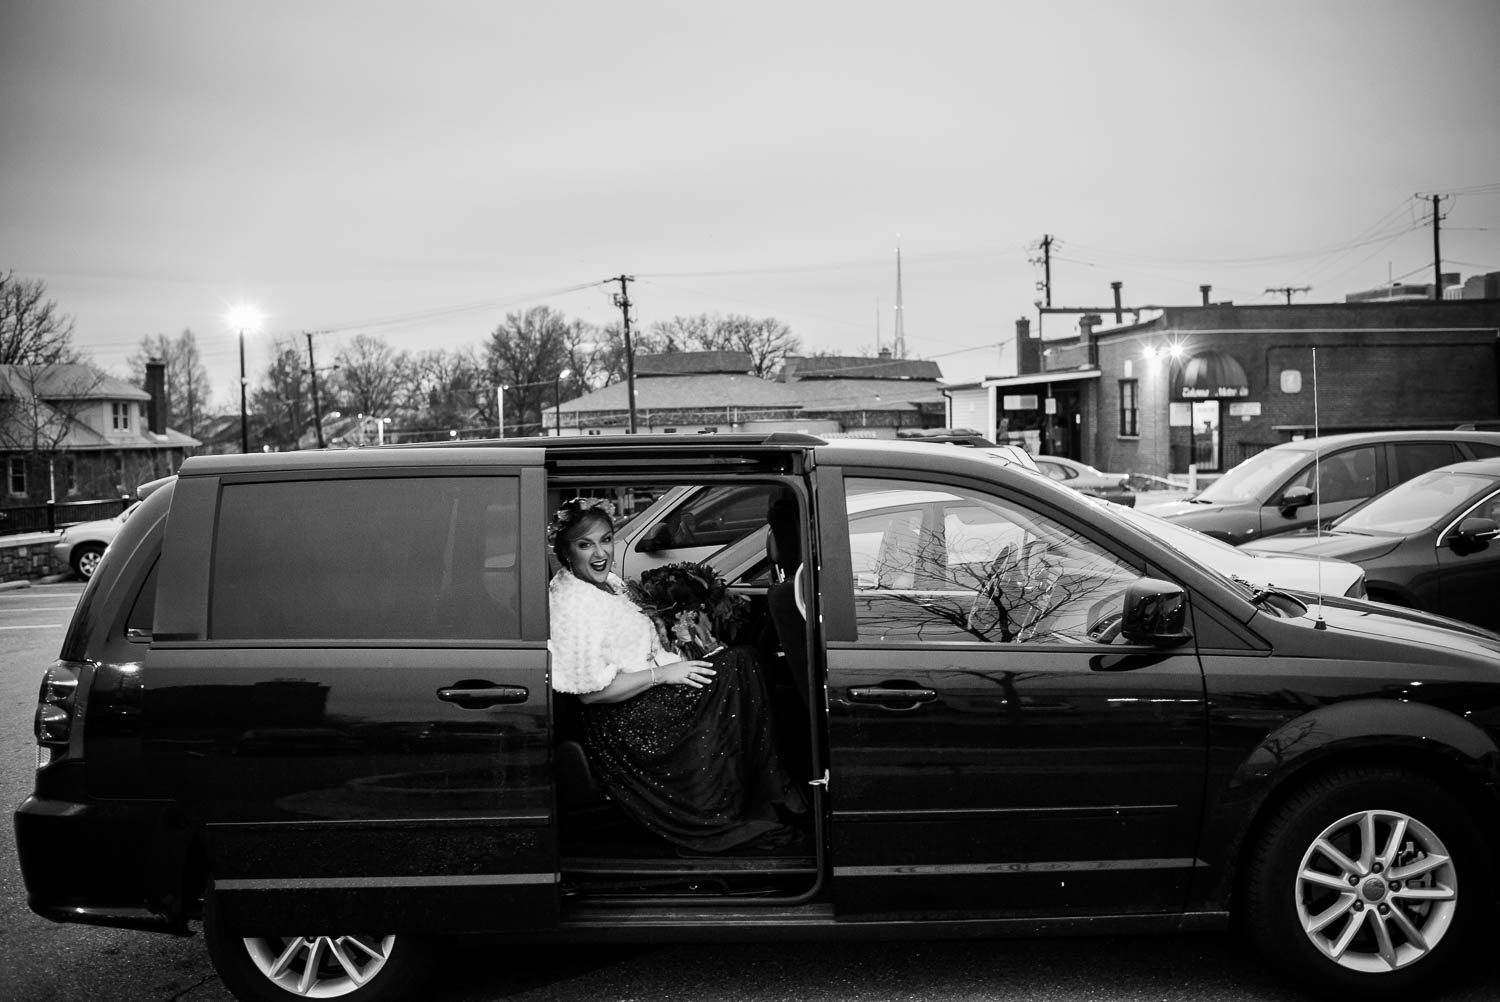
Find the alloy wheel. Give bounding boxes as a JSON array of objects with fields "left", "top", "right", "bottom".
[
  {"left": 240, "top": 934, "right": 397, "bottom": 998},
  {"left": 1295, "top": 808, "right": 1458, "bottom": 973}
]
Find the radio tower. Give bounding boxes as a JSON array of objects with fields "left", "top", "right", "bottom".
[{"left": 893, "top": 240, "right": 906, "bottom": 359}]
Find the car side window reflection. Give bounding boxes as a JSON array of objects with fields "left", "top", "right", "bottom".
[
  {"left": 1284, "top": 446, "right": 1378, "bottom": 505},
  {"left": 845, "top": 478, "right": 1144, "bottom": 645}
]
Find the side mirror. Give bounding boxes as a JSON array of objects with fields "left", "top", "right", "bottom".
[
  {"left": 1278, "top": 485, "right": 1315, "bottom": 515},
  {"left": 634, "top": 522, "right": 673, "bottom": 554},
  {"left": 1120, "top": 578, "right": 1193, "bottom": 647},
  {"left": 1449, "top": 516, "right": 1500, "bottom": 555}
]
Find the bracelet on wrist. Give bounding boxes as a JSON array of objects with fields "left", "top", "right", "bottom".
[{"left": 649, "top": 665, "right": 658, "bottom": 685}]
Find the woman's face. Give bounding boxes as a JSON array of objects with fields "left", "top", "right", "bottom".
[{"left": 561, "top": 515, "right": 614, "bottom": 587}]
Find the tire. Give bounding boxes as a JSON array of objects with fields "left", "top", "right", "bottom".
[
  {"left": 203, "top": 892, "right": 432, "bottom": 1002},
  {"left": 71, "top": 544, "right": 105, "bottom": 580},
  {"left": 1244, "top": 767, "right": 1489, "bottom": 999}
]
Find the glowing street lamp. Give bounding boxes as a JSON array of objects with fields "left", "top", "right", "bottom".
[{"left": 225, "top": 304, "right": 265, "bottom": 454}]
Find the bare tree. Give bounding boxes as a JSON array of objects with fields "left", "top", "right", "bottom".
[
  {"left": 483, "top": 306, "right": 573, "bottom": 436},
  {"left": 0, "top": 271, "right": 80, "bottom": 365},
  {"left": 647, "top": 312, "right": 801, "bottom": 377},
  {"left": 331, "top": 334, "right": 412, "bottom": 419},
  {"left": 249, "top": 338, "right": 311, "bottom": 451},
  {"left": 127, "top": 328, "right": 211, "bottom": 436},
  {"left": 407, "top": 347, "right": 492, "bottom": 435}
]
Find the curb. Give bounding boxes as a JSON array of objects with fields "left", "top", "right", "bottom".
[{"left": 0, "top": 579, "right": 33, "bottom": 591}]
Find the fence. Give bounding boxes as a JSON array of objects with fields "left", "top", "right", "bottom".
[{"left": 0, "top": 496, "right": 133, "bottom": 536}]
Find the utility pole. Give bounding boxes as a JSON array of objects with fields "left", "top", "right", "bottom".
[
  {"left": 1265, "top": 286, "right": 1312, "bottom": 305},
  {"left": 1430, "top": 193, "right": 1443, "bottom": 301},
  {"left": 610, "top": 275, "right": 638, "bottom": 433},
  {"left": 304, "top": 331, "right": 327, "bottom": 448},
  {"left": 1031, "top": 235, "right": 1054, "bottom": 308}
]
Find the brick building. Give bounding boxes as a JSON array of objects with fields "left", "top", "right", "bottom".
[{"left": 944, "top": 299, "right": 1500, "bottom": 478}]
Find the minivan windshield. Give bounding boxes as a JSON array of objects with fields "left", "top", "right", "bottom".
[
  {"left": 1334, "top": 469, "right": 1496, "bottom": 536},
  {"left": 1194, "top": 448, "right": 1311, "bottom": 504}
]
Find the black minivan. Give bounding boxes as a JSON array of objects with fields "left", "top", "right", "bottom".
[{"left": 16, "top": 435, "right": 1500, "bottom": 1001}]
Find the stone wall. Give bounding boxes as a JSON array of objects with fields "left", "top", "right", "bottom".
[{"left": 0, "top": 535, "right": 64, "bottom": 583}]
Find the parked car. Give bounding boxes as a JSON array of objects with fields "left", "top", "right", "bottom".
[
  {"left": 1151, "top": 430, "right": 1500, "bottom": 544},
  {"left": 1032, "top": 455, "right": 1136, "bottom": 506},
  {"left": 1096, "top": 501, "right": 1367, "bottom": 599},
  {"left": 1242, "top": 457, "right": 1500, "bottom": 631},
  {"left": 19, "top": 434, "right": 1500, "bottom": 1001},
  {"left": 1125, "top": 473, "right": 1196, "bottom": 511},
  {"left": 51, "top": 501, "right": 139, "bottom": 579}
]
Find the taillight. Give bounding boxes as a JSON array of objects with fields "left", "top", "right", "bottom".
[
  {"left": 34, "top": 663, "right": 79, "bottom": 769},
  {"left": 1345, "top": 574, "right": 1368, "bottom": 600}
]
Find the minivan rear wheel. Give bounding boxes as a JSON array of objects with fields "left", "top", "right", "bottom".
[
  {"left": 1244, "top": 767, "right": 1488, "bottom": 999},
  {"left": 204, "top": 892, "right": 430, "bottom": 1001}
]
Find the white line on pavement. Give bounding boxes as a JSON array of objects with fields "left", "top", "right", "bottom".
[{"left": 0, "top": 623, "right": 64, "bottom": 630}]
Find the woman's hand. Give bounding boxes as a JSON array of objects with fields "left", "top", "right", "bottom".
[{"left": 658, "top": 659, "right": 717, "bottom": 688}]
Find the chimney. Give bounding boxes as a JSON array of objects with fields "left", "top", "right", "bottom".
[
  {"left": 1200, "top": 284, "right": 1212, "bottom": 306},
  {"left": 1111, "top": 281, "right": 1123, "bottom": 323},
  {"left": 144, "top": 358, "right": 169, "bottom": 435},
  {"left": 1015, "top": 317, "right": 1041, "bottom": 374},
  {"left": 1079, "top": 314, "right": 1101, "bottom": 368}
]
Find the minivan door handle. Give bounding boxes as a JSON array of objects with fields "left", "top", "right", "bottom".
[
  {"left": 848, "top": 685, "right": 937, "bottom": 707},
  {"left": 436, "top": 682, "right": 529, "bottom": 709}
]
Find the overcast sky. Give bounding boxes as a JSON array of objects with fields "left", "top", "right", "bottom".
[{"left": 3, "top": 0, "right": 1497, "bottom": 408}]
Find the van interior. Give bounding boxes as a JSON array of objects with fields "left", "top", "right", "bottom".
[{"left": 547, "top": 474, "right": 822, "bottom": 902}]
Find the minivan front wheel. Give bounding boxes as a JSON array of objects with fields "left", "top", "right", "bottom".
[
  {"left": 204, "top": 893, "right": 430, "bottom": 1001},
  {"left": 1244, "top": 768, "right": 1487, "bottom": 998}
]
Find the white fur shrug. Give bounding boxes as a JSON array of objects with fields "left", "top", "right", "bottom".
[{"left": 547, "top": 569, "right": 670, "bottom": 694}]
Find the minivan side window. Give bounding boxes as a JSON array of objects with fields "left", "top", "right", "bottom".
[
  {"left": 844, "top": 478, "right": 1144, "bottom": 645},
  {"left": 209, "top": 476, "right": 521, "bottom": 641}
]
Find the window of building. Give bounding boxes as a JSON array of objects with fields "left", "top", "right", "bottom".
[
  {"left": 843, "top": 477, "right": 1144, "bottom": 645},
  {"left": 111, "top": 403, "right": 131, "bottom": 430},
  {"left": 1119, "top": 380, "right": 1139, "bottom": 437},
  {"left": 209, "top": 476, "right": 522, "bottom": 641},
  {"left": 7, "top": 458, "right": 26, "bottom": 496}
]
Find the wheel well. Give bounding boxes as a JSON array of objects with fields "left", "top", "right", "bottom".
[{"left": 1228, "top": 748, "right": 1500, "bottom": 924}]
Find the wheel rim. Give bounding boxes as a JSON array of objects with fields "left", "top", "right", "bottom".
[
  {"left": 77, "top": 550, "right": 102, "bottom": 578},
  {"left": 241, "top": 934, "right": 396, "bottom": 998},
  {"left": 1295, "top": 808, "right": 1458, "bottom": 973}
]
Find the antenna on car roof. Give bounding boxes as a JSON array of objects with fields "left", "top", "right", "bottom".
[{"left": 1312, "top": 347, "right": 1327, "bottom": 630}]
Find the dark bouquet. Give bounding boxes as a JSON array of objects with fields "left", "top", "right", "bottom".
[{"left": 629, "top": 561, "right": 749, "bottom": 659}]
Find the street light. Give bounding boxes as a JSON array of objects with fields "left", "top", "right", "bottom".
[
  {"left": 554, "top": 368, "right": 572, "bottom": 437},
  {"left": 225, "top": 304, "right": 265, "bottom": 454}
]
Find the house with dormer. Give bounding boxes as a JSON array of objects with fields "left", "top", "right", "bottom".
[{"left": 0, "top": 361, "right": 198, "bottom": 505}]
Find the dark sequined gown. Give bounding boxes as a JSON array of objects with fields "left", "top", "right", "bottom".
[{"left": 582, "top": 646, "right": 805, "bottom": 853}]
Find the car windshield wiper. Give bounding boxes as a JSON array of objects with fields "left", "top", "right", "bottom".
[{"left": 1231, "top": 574, "right": 1303, "bottom": 608}]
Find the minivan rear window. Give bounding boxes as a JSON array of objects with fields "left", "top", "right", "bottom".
[{"left": 209, "top": 476, "right": 521, "bottom": 641}]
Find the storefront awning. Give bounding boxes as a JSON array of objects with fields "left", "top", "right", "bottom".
[{"left": 1173, "top": 350, "right": 1249, "bottom": 400}]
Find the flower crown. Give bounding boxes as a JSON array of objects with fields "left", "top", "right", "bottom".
[{"left": 546, "top": 497, "right": 617, "bottom": 546}]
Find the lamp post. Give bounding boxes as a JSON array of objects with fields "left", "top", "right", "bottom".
[
  {"left": 225, "top": 305, "right": 264, "bottom": 454},
  {"left": 554, "top": 368, "right": 572, "bottom": 437}
]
